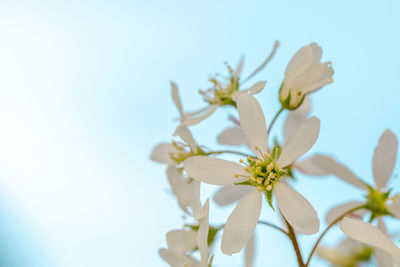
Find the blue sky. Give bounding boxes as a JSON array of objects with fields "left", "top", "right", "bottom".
[{"left": 0, "top": 0, "right": 399, "bottom": 266}]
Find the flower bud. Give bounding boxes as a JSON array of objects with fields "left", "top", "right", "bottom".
[{"left": 279, "top": 43, "right": 334, "bottom": 110}]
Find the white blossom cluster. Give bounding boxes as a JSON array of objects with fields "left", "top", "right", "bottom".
[{"left": 151, "top": 42, "right": 400, "bottom": 267}]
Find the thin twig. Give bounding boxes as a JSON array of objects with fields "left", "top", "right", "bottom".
[
  {"left": 242, "top": 41, "right": 280, "bottom": 83},
  {"left": 258, "top": 220, "right": 289, "bottom": 237},
  {"left": 267, "top": 107, "right": 284, "bottom": 134},
  {"left": 305, "top": 206, "right": 365, "bottom": 266}
]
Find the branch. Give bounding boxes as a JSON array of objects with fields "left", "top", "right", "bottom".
[
  {"left": 305, "top": 206, "right": 365, "bottom": 266},
  {"left": 258, "top": 220, "right": 289, "bottom": 237},
  {"left": 285, "top": 218, "right": 305, "bottom": 267}
]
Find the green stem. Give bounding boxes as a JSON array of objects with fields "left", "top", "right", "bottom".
[
  {"left": 305, "top": 206, "right": 365, "bottom": 266},
  {"left": 284, "top": 218, "right": 305, "bottom": 267},
  {"left": 267, "top": 107, "right": 284, "bottom": 134},
  {"left": 208, "top": 150, "right": 253, "bottom": 158},
  {"left": 258, "top": 220, "right": 289, "bottom": 236}
]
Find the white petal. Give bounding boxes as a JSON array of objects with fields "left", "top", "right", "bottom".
[
  {"left": 278, "top": 116, "right": 320, "bottom": 168},
  {"left": 167, "top": 167, "right": 200, "bottom": 214},
  {"left": 312, "top": 155, "right": 368, "bottom": 190},
  {"left": 150, "top": 143, "right": 177, "bottom": 165},
  {"left": 191, "top": 180, "right": 205, "bottom": 220},
  {"left": 299, "top": 63, "right": 334, "bottom": 94},
  {"left": 388, "top": 203, "right": 400, "bottom": 219},
  {"left": 325, "top": 201, "right": 365, "bottom": 224},
  {"left": 283, "top": 97, "right": 310, "bottom": 143},
  {"left": 221, "top": 190, "right": 262, "bottom": 255},
  {"left": 294, "top": 155, "right": 329, "bottom": 176},
  {"left": 174, "top": 124, "right": 198, "bottom": 152},
  {"left": 285, "top": 43, "right": 319, "bottom": 82},
  {"left": 275, "top": 182, "right": 319, "bottom": 234},
  {"left": 213, "top": 184, "right": 254, "bottom": 206},
  {"left": 159, "top": 248, "right": 200, "bottom": 267},
  {"left": 243, "top": 81, "right": 267, "bottom": 95},
  {"left": 167, "top": 165, "right": 184, "bottom": 196},
  {"left": 289, "top": 62, "right": 333, "bottom": 95},
  {"left": 236, "top": 93, "right": 268, "bottom": 157},
  {"left": 337, "top": 237, "right": 364, "bottom": 252},
  {"left": 375, "top": 249, "right": 395, "bottom": 267},
  {"left": 378, "top": 218, "right": 389, "bottom": 235},
  {"left": 183, "top": 156, "right": 247, "bottom": 185},
  {"left": 295, "top": 95, "right": 312, "bottom": 115},
  {"left": 198, "top": 200, "right": 209, "bottom": 266},
  {"left": 373, "top": 129, "right": 398, "bottom": 189},
  {"left": 217, "top": 126, "right": 246, "bottom": 146},
  {"left": 340, "top": 217, "right": 400, "bottom": 259},
  {"left": 184, "top": 105, "right": 218, "bottom": 126},
  {"left": 245, "top": 234, "right": 255, "bottom": 267},
  {"left": 167, "top": 229, "right": 198, "bottom": 253},
  {"left": 375, "top": 219, "right": 395, "bottom": 267},
  {"left": 243, "top": 41, "right": 279, "bottom": 82},
  {"left": 184, "top": 106, "right": 210, "bottom": 118},
  {"left": 171, "top": 82, "right": 184, "bottom": 118}
]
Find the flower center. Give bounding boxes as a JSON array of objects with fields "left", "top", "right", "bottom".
[
  {"left": 235, "top": 146, "right": 288, "bottom": 208},
  {"left": 169, "top": 141, "right": 204, "bottom": 165},
  {"left": 365, "top": 188, "right": 392, "bottom": 218},
  {"left": 199, "top": 67, "right": 239, "bottom": 107},
  {"left": 244, "top": 156, "right": 282, "bottom": 192}
]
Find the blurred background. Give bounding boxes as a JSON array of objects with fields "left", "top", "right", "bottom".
[{"left": 0, "top": 0, "right": 399, "bottom": 266}]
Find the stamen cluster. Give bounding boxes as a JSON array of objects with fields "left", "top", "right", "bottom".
[
  {"left": 237, "top": 145, "right": 287, "bottom": 194},
  {"left": 169, "top": 141, "right": 199, "bottom": 164},
  {"left": 365, "top": 188, "right": 392, "bottom": 219},
  {"left": 199, "top": 67, "right": 239, "bottom": 107}
]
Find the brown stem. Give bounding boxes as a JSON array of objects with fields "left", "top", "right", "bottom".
[
  {"left": 305, "top": 206, "right": 364, "bottom": 266},
  {"left": 284, "top": 218, "right": 305, "bottom": 267}
]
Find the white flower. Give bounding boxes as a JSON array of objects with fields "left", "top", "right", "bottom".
[
  {"left": 151, "top": 123, "right": 199, "bottom": 166},
  {"left": 279, "top": 43, "right": 334, "bottom": 110},
  {"left": 177, "top": 41, "right": 280, "bottom": 126},
  {"left": 184, "top": 93, "right": 320, "bottom": 255},
  {"left": 313, "top": 129, "right": 399, "bottom": 266},
  {"left": 340, "top": 217, "right": 400, "bottom": 265},
  {"left": 214, "top": 97, "right": 328, "bottom": 207},
  {"left": 313, "top": 129, "right": 399, "bottom": 223},
  {"left": 160, "top": 200, "right": 211, "bottom": 267}
]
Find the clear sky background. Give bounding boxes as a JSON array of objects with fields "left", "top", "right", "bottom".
[{"left": 0, "top": 0, "right": 399, "bottom": 266}]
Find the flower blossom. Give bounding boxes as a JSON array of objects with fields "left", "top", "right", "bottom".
[
  {"left": 160, "top": 200, "right": 212, "bottom": 267},
  {"left": 214, "top": 97, "right": 328, "bottom": 207},
  {"left": 151, "top": 123, "right": 202, "bottom": 166},
  {"left": 184, "top": 93, "right": 320, "bottom": 255},
  {"left": 314, "top": 129, "right": 399, "bottom": 223},
  {"left": 175, "top": 41, "right": 280, "bottom": 126},
  {"left": 279, "top": 43, "right": 334, "bottom": 110},
  {"left": 313, "top": 129, "right": 399, "bottom": 266}
]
